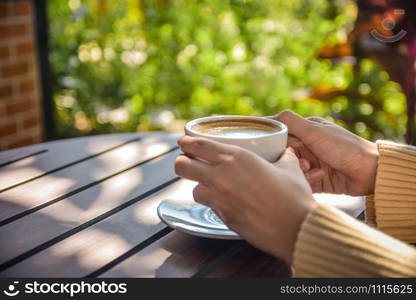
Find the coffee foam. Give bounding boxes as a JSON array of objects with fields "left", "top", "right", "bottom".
[{"left": 192, "top": 119, "right": 280, "bottom": 138}]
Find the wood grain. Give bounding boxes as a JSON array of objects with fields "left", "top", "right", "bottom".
[
  {"left": 0, "top": 150, "right": 181, "bottom": 267},
  {"left": 99, "top": 231, "right": 238, "bottom": 278},
  {"left": 206, "top": 245, "right": 292, "bottom": 278},
  {"left": 0, "top": 132, "right": 179, "bottom": 224},
  {"left": 0, "top": 144, "right": 47, "bottom": 166},
  {"left": 0, "top": 180, "right": 200, "bottom": 277},
  {"left": 0, "top": 149, "right": 48, "bottom": 168},
  {"left": 0, "top": 133, "right": 156, "bottom": 192},
  {"left": 0, "top": 133, "right": 364, "bottom": 278}
]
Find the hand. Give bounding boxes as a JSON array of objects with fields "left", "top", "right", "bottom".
[
  {"left": 174, "top": 136, "right": 316, "bottom": 264},
  {"left": 271, "top": 110, "right": 379, "bottom": 196}
]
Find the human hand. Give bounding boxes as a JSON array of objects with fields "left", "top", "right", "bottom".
[
  {"left": 270, "top": 110, "right": 379, "bottom": 196},
  {"left": 175, "top": 136, "right": 316, "bottom": 264}
]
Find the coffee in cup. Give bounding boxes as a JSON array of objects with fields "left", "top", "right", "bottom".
[
  {"left": 191, "top": 118, "right": 280, "bottom": 138},
  {"left": 185, "top": 116, "right": 287, "bottom": 162}
]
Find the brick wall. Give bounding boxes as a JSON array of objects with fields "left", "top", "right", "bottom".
[{"left": 0, "top": 0, "right": 43, "bottom": 150}]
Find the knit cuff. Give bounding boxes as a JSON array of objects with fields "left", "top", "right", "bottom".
[
  {"left": 374, "top": 140, "right": 416, "bottom": 242},
  {"left": 365, "top": 195, "right": 377, "bottom": 227},
  {"left": 293, "top": 204, "right": 416, "bottom": 277}
]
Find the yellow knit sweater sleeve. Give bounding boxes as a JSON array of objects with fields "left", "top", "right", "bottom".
[
  {"left": 293, "top": 141, "right": 416, "bottom": 277},
  {"left": 373, "top": 140, "right": 416, "bottom": 242}
]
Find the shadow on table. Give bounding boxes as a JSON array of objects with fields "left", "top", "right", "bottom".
[
  {"left": 0, "top": 132, "right": 292, "bottom": 278},
  {"left": 153, "top": 232, "right": 292, "bottom": 278},
  {"left": 0, "top": 200, "right": 93, "bottom": 277}
]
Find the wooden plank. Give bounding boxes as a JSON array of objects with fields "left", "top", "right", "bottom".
[
  {"left": 0, "top": 133, "right": 146, "bottom": 192},
  {"left": 0, "top": 149, "right": 180, "bottom": 267},
  {"left": 206, "top": 245, "right": 292, "bottom": 278},
  {"left": 0, "top": 149, "right": 48, "bottom": 168},
  {"left": 0, "top": 132, "right": 179, "bottom": 224},
  {"left": 0, "top": 180, "right": 203, "bottom": 277},
  {"left": 98, "top": 231, "right": 238, "bottom": 278},
  {"left": 0, "top": 144, "right": 47, "bottom": 166}
]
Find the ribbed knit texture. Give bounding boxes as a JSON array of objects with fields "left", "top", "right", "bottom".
[
  {"left": 365, "top": 195, "right": 376, "bottom": 227},
  {"left": 374, "top": 141, "right": 416, "bottom": 242},
  {"left": 294, "top": 204, "right": 416, "bottom": 277},
  {"left": 293, "top": 141, "right": 416, "bottom": 277}
]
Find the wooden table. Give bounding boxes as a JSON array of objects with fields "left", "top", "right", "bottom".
[{"left": 0, "top": 132, "right": 364, "bottom": 278}]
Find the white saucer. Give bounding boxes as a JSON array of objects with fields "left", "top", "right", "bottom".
[
  {"left": 157, "top": 193, "right": 364, "bottom": 240},
  {"left": 157, "top": 200, "right": 241, "bottom": 240}
]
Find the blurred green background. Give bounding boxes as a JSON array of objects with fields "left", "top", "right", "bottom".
[{"left": 48, "top": 0, "right": 407, "bottom": 141}]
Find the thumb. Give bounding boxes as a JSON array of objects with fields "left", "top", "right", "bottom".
[
  {"left": 275, "top": 147, "right": 299, "bottom": 165},
  {"left": 269, "top": 110, "right": 322, "bottom": 144}
]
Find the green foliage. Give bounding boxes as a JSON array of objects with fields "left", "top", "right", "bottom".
[{"left": 49, "top": 0, "right": 407, "bottom": 141}]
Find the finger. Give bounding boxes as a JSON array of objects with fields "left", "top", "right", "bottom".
[
  {"left": 287, "top": 135, "right": 304, "bottom": 148},
  {"left": 287, "top": 136, "right": 320, "bottom": 170},
  {"left": 321, "top": 164, "right": 334, "bottom": 193},
  {"left": 299, "top": 158, "right": 311, "bottom": 173},
  {"left": 270, "top": 110, "right": 308, "bottom": 136},
  {"left": 309, "top": 178, "right": 323, "bottom": 193},
  {"left": 296, "top": 142, "right": 320, "bottom": 169},
  {"left": 277, "top": 147, "right": 299, "bottom": 164},
  {"left": 305, "top": 168, "right": 325, "bottom": 182},
  {"left": 307, "top": 116, "right": 330, "bottom": 124},
  {"left": 270, "top": 110, "right": 323, "bottom": 145},
  {"left": 286, "top": 136, "right": 302, "bottom": 158},
  {"left": 178, "top": 136, "right": 236, "bottom": 164},
  {"left": 305, "top": 168, "right": 324, "bottom": 193},
  {"left": 212, "top": 208, "right": 226, "bottom": 223},
  {"left": 174, "top": 154, "right": 212, "bottom": 183},
  {"left": 193, "top": 183, "right": 213, "bottom": 207}
]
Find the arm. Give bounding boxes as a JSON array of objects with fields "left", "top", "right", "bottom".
[
  {"left": 294, "top": 140, "right": 416, "bottom": 277},
  {"left": 294, "top": 204, "right": 416, "bottom": 277},
  {"left": 272, "top": 110, "right": 416, "bottom": 240},
  {"left": 368, "top": 141, "right": 416, "bottom": 243},
  {"left": 175, "top": 114, "right": 416, "bottom": 277}
]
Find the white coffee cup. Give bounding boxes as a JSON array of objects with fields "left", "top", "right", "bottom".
[{"left": 184, "top": 115, "right": 288, "bottom": 162}]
